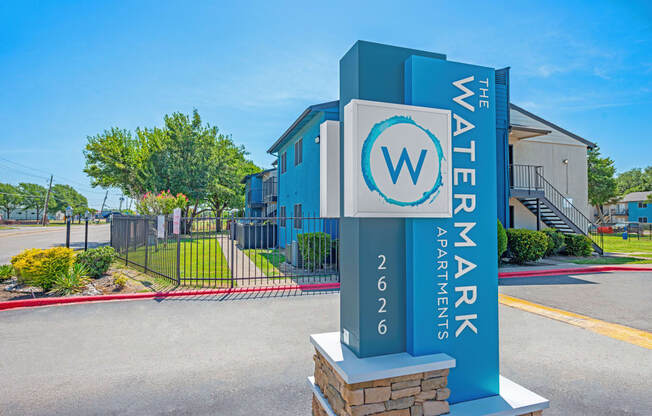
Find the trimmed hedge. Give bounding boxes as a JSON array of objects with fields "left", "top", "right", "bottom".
[
  {"left": 506, "top": 229, "right": 548, "bottom": 264},
  {"left": 497, "top": 220, "right": 507, "bottom": 261},
  {"left": 542, "top": 229, "right": 565, "bottom": 256},
  {"left": 297, "top": 232, "right": 332, "bottom": 271},
  {"left": 564, "top": 234, "right": 593, "bottom": 257},
  {"left": 75, "top": 246, "right": 116, "bottom": 278}
]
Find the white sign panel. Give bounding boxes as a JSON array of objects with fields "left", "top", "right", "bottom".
[
  {"left": 157, "top": 215, "right": 165, "bottom": 238},
  {"left": 344, "top": 99, "right": 452, "bottom": 217},
  {"left": 172, "top": 208, "right": 181, "bottom": 235}
]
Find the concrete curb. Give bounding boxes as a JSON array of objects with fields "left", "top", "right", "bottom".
[
  {"left": 0, "top": 282, "right": 340, "bottom": 311},
  {"left": 1, "top": 266, "right": 649, "bottom": 312},
  {"left": 498, "top": 265, "right": 652, "bottom": 278}
]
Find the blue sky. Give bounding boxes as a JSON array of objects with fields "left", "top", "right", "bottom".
[{"left": 1, "top": 0, "right": 651, "bottom": 209}]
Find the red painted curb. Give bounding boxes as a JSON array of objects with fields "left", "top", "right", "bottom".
[
  {"left": 0, "top": 282, "right": 341, "bottom": 311},
  {"left": 2, "top": 266, "right": 649, "bottom": 311},
  {"left": 498, "top": 265, "right": 652, "bottom": 278}
]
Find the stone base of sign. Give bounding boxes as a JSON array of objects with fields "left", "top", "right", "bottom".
[{"left": 309, "top": 332, "right": 548, "bottom": 416}]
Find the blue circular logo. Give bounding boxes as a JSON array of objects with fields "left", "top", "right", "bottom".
[{"left": 361, "top": 115, "right": 444, "bottom": 207}]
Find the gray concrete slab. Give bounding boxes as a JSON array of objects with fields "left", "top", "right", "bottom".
[
  {"left": 500, "top": 271, "right": 652, "bottom": 331},
  {"left": 0, "top": 224, "right": 110, "bottom": 263},
  {"left": 0, "top": 292, "right": 650, "bottom": 415}
]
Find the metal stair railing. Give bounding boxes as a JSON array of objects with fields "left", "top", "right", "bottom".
[{"left": 534, "top": 170, "right": 604, "bottom": 254}]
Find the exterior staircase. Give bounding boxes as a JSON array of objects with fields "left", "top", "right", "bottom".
[{"left": 510, "top": 165, "right": 604, "bottom": 255}]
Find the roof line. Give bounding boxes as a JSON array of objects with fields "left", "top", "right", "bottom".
[
  {"left": 510, "top": 103, "right": 596, "bottom": 148},
  {"left": 267, "top": 100, "right": 339, "bottom": 154}
]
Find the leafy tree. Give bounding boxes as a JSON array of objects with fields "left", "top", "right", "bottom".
[
  {"left": 18, "top": 183, "right": 46, "bottom": 220},
  {"left": 205, "top": 135, "right": 260, "bottom": 223},
  {"left": 587, "top": 146, "right": 618, "bottom": 224},
  {"left": 50, "top": 185, "right": 88, "bottom": 217},
  {"left": 84, "top": 110, "right": 259, "bottom": 218},
  {"left": 615, "top": 167, "right": 651, "bottom": 195},
  {"left": 0, "top": 183, "right": 20, "bottom": 218}
]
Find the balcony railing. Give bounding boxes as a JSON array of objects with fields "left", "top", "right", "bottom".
[
  {"left": 263, "top": 177, "right": 277, "bottom": 202},
  {"left": 247, "top": 188, "right": 264, "bottom": 205},
  {"left": 509, "top": 164, "right": 544, "bottom": 192}
]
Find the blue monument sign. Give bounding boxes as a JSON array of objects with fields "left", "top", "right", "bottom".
[
  {"left": 405, "top": 56, "right": 499, "bottom": 403},
  {"left": 339, "top": 41, "right": 498, "bottom": 404}
]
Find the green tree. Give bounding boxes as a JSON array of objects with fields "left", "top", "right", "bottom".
[
  {"left": 205, "top": 135, "right": 260, "bottom": 221},
  {"left": 50, "top": 185, "right": 88, "bottom": 217},
  {"left": 0, "top": 183, "right": 20, "bottom": 218},
  {"left": 615, "top": 168, "right": 651, "bottom": 195},
  {"left": 84, "top": 110, "right": 259, "bottom": 218},
  {"left": 18, "top": 183, "right": 46, "bottom": 220},
  {"left": 588, "top": 146, "right": 618, "bottom": 224}
]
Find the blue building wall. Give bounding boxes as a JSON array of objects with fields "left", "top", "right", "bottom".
[
  {"left": 495, "top": 67, "right": 511, "bottom": 228},
  {"left": 244, "top": 174, "right": 263, "bottom": 217},
  {"left": 628, "top": 201, "right": 651, "bottom": 222},
  {"left": 275, "top": 107, "right": 339, "bottom": 247}
]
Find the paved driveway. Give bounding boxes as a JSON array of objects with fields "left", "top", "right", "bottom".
[
  {"left": 0, "top": 224, "right": 110, "bottom": 263},
  {"left": 500, "top": 271, "right": 652, "bottom": 331},
  {"left": 1, "top": 285, "right": 650, "bottom": 415}
]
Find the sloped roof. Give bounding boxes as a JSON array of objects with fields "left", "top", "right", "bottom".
[
  {"left": 267, "top": 100, "right": 339, "bottom": 154},
  {"left": 510, "top": 103, "right": 596, "bottom": 148},
  {"left": 621, "top": 191, "right": 652, "bottom": 202}
]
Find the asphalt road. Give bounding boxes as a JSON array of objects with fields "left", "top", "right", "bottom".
[
  {"left": 1, "top": 274, "right": 651, "bottom": 416},
  {"left": 0, "top": 224, "right": 110, "bottom": 263},
  {"left": 500, "top": 271, "right": 652, "bottom": 331}
]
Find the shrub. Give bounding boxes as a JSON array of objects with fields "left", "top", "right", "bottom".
[
  {"left": 51, "top": 263, "right": 90, "bottom": 296},
  {"left": 564, "top": 234, "right": 593, "bottom": 257},
  {"left": 75, "top": 246, "right": 116, "bottom": 278},
  {"left": 542, "top": 229, "right": 565, "bottom": 256},
  {"left": 0, "top": 264, "right": 14, "bottom": 280},
  {"left": 506, "top": 229, "right": 548, "bottom": 264},
  {"left": 113, "top": 273, "right": 128, "bottom": 289},
  {"left": 11, "top": 247, "right": 75, "bottom": 291},
  {"left": 497, "top": 220, "right": 507, "bottom": 261},
  {"left": 297, "top": 232, "right": 332, "bottom": 271}
]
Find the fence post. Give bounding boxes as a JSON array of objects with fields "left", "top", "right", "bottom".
[
  {"left": 144, "top": 218, "right": 149, "bottom": 272},
  {"left": 176, "top": 233, "right": 181, "bottom": 285},
  {"left": 84, "top": 218, "right": 89, "bottom": 251},
  {"left": 230, "top": 216, "right": 235, "bottom": 288},
  {"left": 125, "top": 219, "right": 129, "bottom": 266}
]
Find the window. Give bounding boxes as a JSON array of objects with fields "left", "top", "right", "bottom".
[
  {"left": 638, "top": 202, "right": 648, "bottom": 209},
  {"left": 294, "top": 138, "right": 303, "bottom": 166},
  {"left": 280, "top": 152, "right": 287, "bottom": 174},
  {"left": 293, "top": 204, "right": 302, "bottom": 229},
  {"left": 639, "top": 217, "right": 648, "bottom": 223},
  {"left": 279, "top": 206, "right": 286, "bottom": 227}
]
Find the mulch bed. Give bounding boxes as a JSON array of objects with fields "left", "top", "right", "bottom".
[{"left": 0, "top": 266, "right": 152, "bottom": 302}]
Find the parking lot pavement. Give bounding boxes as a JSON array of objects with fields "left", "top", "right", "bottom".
[
  {"left": 500, "top": 271, "right": 652, "bottom": 331},
  {"left": 0, "top": 224, "right": 110, "bottom": 263},
  {"left": 1, "top": 290, "right": 651, "bottom": 416}
]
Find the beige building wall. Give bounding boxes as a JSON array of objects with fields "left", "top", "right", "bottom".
[
  {"left": 508, "top": 107, "right": 591, "bottom": 231},
  {"left": 509, "top": 197, "right": 552, "bottom": 231}
]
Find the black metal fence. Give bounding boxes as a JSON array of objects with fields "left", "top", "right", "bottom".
[{"left": 110, "top": 215, "right": 340, "bottom": 288}]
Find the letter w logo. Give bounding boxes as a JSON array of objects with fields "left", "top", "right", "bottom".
[{"left": 381, "top": 146, "right": 428, "bottom": 185}]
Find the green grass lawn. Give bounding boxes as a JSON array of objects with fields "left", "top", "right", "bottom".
[
  {"left": 601, "top": 234, "right": 652, "bottom": 254},
  {"left": 125, "top": 237, "right": 231, "bottom": 287},
  {"left": 243, "top": 249, "right": 287, "bottom": 277},
  {"left": 562, "top": 256, "right": 652, "bottom": 265},
  {"left": 0, "top": 226, "right": 15, "bottom": 230}
]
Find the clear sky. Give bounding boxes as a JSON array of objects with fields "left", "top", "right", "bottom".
[{"left": 1, "top": 0, "right": 651, "bottom": 209}]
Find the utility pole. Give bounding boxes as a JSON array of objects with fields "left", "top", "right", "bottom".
[
  {"left": 119, "top": 196, "right": 124, "bottom": 211},
  {"left": 41, "top": 175, "right": 53, "bottom": 226},
  {"left": 99, "top": 190, "right": 108, "bottom": 219}
]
